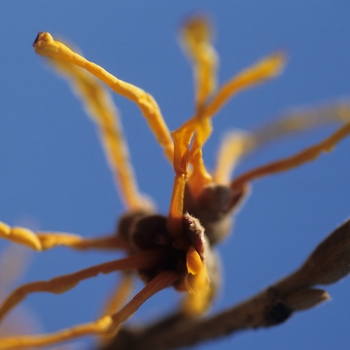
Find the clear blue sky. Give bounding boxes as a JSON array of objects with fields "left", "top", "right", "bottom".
[{"left": 0, "top": 1, "right": 350, "bottom": 349}]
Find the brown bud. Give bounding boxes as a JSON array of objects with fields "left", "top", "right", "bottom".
[
  {"left": 285, "top": 288, "right": 329, "bottom": 311},
  {"left": 183, "top": 184, "right": 247, "bottom": 245}
]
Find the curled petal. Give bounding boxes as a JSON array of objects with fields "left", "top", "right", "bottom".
[{"left": 186, "top": 246, "right": 204, "bottom": 276}]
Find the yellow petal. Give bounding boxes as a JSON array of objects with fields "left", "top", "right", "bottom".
[
  {"left": 0, "top": 223, "right": 42, "bottom": 251},
  {"left": 205, "top": 51, "right": 287, "bottom": 118},
  {"left": 186, "top": 246, "right": 203, "bottom": 275},
  {"left": 181, "top": 16, "right": 218, "bottom": 110},
  {"left": 183, "top": 246, "right": 212, "bottom": 315}
]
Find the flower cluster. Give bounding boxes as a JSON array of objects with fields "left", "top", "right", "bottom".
[{"left": 0, "top": 16, "right": 349, "bottom": 349}]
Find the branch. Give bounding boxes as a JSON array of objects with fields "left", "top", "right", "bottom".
[{"left": 100, "top": 219, "right": 350, "bottom": 350}]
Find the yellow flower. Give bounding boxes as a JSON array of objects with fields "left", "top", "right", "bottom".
[{"left": 0, "top": 15, "right": 349, "bottom": 349}]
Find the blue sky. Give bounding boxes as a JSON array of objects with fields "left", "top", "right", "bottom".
[{"left": 0, "top": 1, "right": 350, "bottom": 349}]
